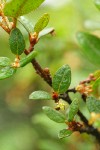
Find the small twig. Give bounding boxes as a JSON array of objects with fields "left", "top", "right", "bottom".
[
  {"left": 0, "top": 10, "right": 100, "bottom": 143},
  {"left": 31, "top": 59, "right": 52, "bottom": 86},
  {"left": 79, "top": 127, "right": 100, "bottom": 142},
  {"left": 59, "top": 92, "right": 100, "bottom": 142},
  {"left": 66, "top": 88, "right": 76, "bottom": 93},
  {"left": 0, "top": 22, "right": 10, "bottom": 33},
  {"left": 12, "top": 18, "right": 17, "bottom": 29}
]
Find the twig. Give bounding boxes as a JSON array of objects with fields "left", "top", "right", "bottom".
[
  {"left": 0, "top": 13, "right": 100, "bottom": 143},
  {"left": 24, "top": 50, "right": 52, "bottom": 86},
  {"left": 59, "top": 91, "right": 100, "bottom": 142}
]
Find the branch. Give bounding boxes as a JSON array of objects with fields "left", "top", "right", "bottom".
[
  {"left": 59, "top": 91, "right": 100, "bottom": 142},
  {"left": 24, "top": 50, "right": 52, "bottom": 86},
  {"left": 1, "top": 15, "right": 100, "bottom": 143},
  {"left": 79, "top": 127, "right": 100, "bottom": 142}
]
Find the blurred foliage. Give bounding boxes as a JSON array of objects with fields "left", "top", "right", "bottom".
[{"left": 0, "top": 0, "right": 100, "bottom": 149}]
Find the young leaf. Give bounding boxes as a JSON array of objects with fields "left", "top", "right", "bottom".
[
  {"left": 9, "top": 28, "right": 25, "bottom": 55},
  {"left": 19, "top": 16, "right": 34, "bottom": 33},
  {"left": 20, "top": 51, "right": 37, "bottom": 67},
  {"left": 0, "top": 66, "right": 16, "bottom": 80},
  {"left": 91, "top": 77, "right": 100, "bottom": 96},
  {"left": 29, "top": 91, "right": 52, "bottom": 100},
  {"left": 4, "top": 0, "right": 45, "bottom": 17},
  {"left": 42, "top": 106, "right": 66, "bottom": 123},
  {"left": 95, "top": 0, "right": 100, "bottom": 10},
  {"left": 0, "top": 57, "right": 11, "bottom": 67},
  {"left": 68, "top": 98, "right": 79, "bottom": 122},
  {"left": 34, "top": 13, "right": 50, "bottom": 34},
  {"left": 52, "top": 65, "right": 71, "bottom": 94},
  {"left": 77, "top": 32, "right": 100, "bottom": 66},
  {"left": 86, "top": 97, "right": 100, "bottom": 113},
  {"left": 91, "top": 70, "right": 100, "bottom": 92},
  {"left": 38, "top": 27, "right": 55, "bottom": 39},
  {"left": 58, "top": 129, "right": 73, "bottom": 139}
]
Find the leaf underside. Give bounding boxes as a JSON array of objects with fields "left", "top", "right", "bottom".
[
  {"left": 0, "top": 57, "right": 11, "bottom": 67},
  {"left": 42, "top": 106, "right": 66, "bottom": 123},
  {"left": 29, "top": 91, "right": 52, "bottom": 100},
  {"left": 58, "top": 129, "right": 73, "bottom": 139},
  {"left": 0, "top": 66, "right": 16, "bottom": 80}
]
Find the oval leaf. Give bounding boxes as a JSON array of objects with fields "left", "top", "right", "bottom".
[
  {"left": 0, "top": 57, "right": 11, "bottom": 67},
  {"left": 77, "top": 32, "right": 100, "bottom": 66},
  {"left": 86, "top": 97, "right": 100, "bottom": 113},
  {"left": 19, "top": 16, "right": 34, "bottom": 33},
  {"left": 9, "top": 28, "right": 25, "bottom": 55},
  {"left": 20, "top": 51, "right": 37, "bottom": 67},
  {"left": 0, "top": 66, "right": 16, "bottom": 80},
  {"left": 42, "top": 106, "right": 66, "bottom": 123},
  {"left": 29, "top": 91, "right": 52, "bottom": 100},
  {"left": 4, "top": 0, "right": 44, "bottom": 17},
  {"left": 39, "top": 27, "right": 55, "bottom": 39},
  {"left": 52, "top": 65, "right": 71, "bottom": 94},
  {"left": 58, "top": 129, "right": 73, "bottom": 139},
  {"left": 68, "top": 98, "right": 79, "bottom": 122},
  {"left": 34, "top": 13, "right": 50, "bottom": 33},
  {"left": 92, "top": 72, "right": 100, "bottom": 88}
]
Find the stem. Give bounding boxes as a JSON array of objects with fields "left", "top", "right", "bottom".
[
  {"left": 59, "top": 92, "right": 100, "bottom": 142},
  {"left": 1, "top": 11, "right": 100, "bottom": 143},
  {"left": 31, "top": 59, "right": 52, "bottom": 86},
  {"left": 24, "top": 50, "right": 52, "bottom": 86},
  {"left": 79, "top": 127, "right": 100, "bottom": 143}
]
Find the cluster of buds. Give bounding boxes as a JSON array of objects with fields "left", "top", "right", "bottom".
[
  {"left": 80, "top": 74, "right": 96, "bottom": 84},
  {"left": 0, "top": 1, "right": 13, "bottom": 32},
  {"left": 55, "top": 101, "right": 66, "bottom": 111},
  {"left": 76, "top": 84, "right": 93, "bottom": 96},
  {"left": 52, "top": 92, "right": 66, "bottom": 111},
  {"left": 66, "top": 121, "right": 83, "bottom": 131},
  {"left": 12, "top": 56, "right": 20, "bottom": 68},
  {"left": 29, "top": 32, "right": 38, "bottom": 45},
  {"left": 76, "top": 73, "right": 96, "bottom": 96},
  {"left": 89, "top": 112, "right": 100, "bottom": 125},
  {"left": 52, "top": 91, "right": 59, "bottom": 103}
]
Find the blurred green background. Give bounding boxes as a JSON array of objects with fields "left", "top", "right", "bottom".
[{"left": 0, "top": 0, "right": 100, "bottom": 150}]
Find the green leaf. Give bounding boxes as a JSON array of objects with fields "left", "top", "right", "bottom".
[
  {"left": 94, "top": 70, "right": 100, "bottom": 79},
  {"left": 58, "top": 129, "right": 73, "bottom": 139},
  {"left": 4, "top": 0, "right": 45, "bottom": 17},
  {"left": 89, "top": 70, "right": 100, "bottom": 95},
  {"left": 68, "top": 98, "right": 79, "bottom": 122},
  {"left": 86, "top": 97, "right": 100, "bottom": 113},
  {"left": 42, "top": 106, "right": 66, "bottom": 123},
  {"left": 0, "top": 66, "right": 16, "bottom": 80},
  {"left": 0, "top": 57, "right": 11, "bottom": 67},
  {"left": 95, "top": 0, "right": 100, "bottom": 10},
  {"left": 34, "top": 13, "right": 50, "bottom": 33},
  {"left": 9, "top": 28, "right": 25, "bottom": 55},
  {"left": 93, "top": 77, "right": 100, "bottom": 90},
  {"left": 39, "top": 27, "right": 55, "bottom": 38},
  {"left": 19, "top": 16, "right": 34, "bottom": 33},
  {"left": 77, "top": 32, "right": 100, "bottom": 66},
  {"left": 52, "top": 65, "right": 71, "bottom": 94},
  {"left": 29, "top": 91, "right": 52, "bottom": 100},
  {"left": 20, "top": 51, "right": 37, "bottom": 67}
]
